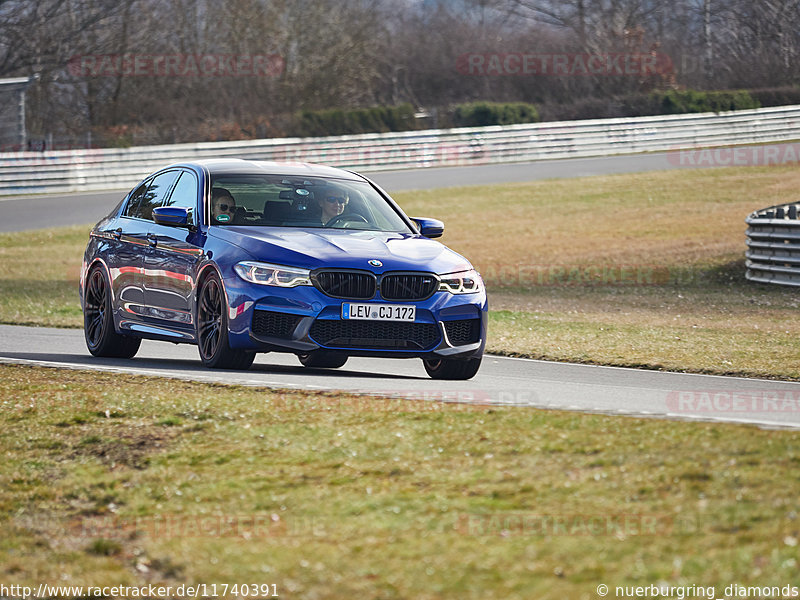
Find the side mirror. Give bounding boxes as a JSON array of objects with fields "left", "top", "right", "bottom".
[
  {"left": 153, "top": 206, "right": 192, "bottom": 228},
  {"left": 412, "top": 217, "right": 444, "bottom": 238}
]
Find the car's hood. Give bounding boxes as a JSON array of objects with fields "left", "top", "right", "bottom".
[{"left": 209, "top": 226, "right": 474, "bottom": 274}]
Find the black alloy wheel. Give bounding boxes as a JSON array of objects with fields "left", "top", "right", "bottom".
[
  {"left": 197, "top": 271, "right": 255, "bottom": 370},
  {"left": 84, "top": 266, "right": 141, "bottom": 358}
]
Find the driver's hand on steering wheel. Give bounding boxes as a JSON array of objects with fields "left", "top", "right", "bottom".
[{"left": 325, "top": 213, "right": 369, "bottom": 227}]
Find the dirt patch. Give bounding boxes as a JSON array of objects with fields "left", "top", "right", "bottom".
[{"left": 68, "top": 426, "right": 179, "bottom": 470}]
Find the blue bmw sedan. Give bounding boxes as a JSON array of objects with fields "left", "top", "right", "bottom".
[{"left": 80, "top": 159, "right": 487, "bottom": 379}]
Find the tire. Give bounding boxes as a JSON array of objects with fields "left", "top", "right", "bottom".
[
  {"left": 235, "top": 351, "right": 257, "bottom": 370},
  {"left": 297, "top": 351, "right": 348, "bottom": 369},
  {"left": 196, "top": 271, "right": 255, "bottom": 370},
  {"left": 84, "top": 266, "right": 141, "bottom": 358},
  {"left": 423, "top": 356, "right": 482, "bottom": 380}
]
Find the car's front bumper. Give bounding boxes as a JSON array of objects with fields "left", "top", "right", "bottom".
[{"left": 222, "top": 275, "right": 487, "bottom": 359}]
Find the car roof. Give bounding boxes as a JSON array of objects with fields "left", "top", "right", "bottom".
[{"left": 169, "top": 158, "right": 366, "bottom": 182}]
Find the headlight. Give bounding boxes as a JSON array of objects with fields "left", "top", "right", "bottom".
[
  {"left": 234, "top": 261, "right": 311, "bottom": 287},
  {"left": 438, "top": 269, "right": 481, "bottom": 294}
]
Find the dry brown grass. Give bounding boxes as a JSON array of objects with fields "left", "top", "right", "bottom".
[{"left": 397, "top": 166, "right": 800, "bottom": 267}]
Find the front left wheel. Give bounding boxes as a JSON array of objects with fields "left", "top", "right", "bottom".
[
  {"left": 297, "top": 351, "right": 348, "bottom": 369},
  {"left": 196, "top": 271, "right": 255, "bottom": 370},
  {"left": 84, "top": 266, "right": 141, "bottom": 358},
  {"left": 423, "top": 356, "right": 482, "bottom": 380}
]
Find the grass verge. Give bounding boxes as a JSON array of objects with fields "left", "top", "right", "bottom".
[
  {"left": 1, "top": 165, "right": 799, "bottom": 377},
  {"left": 1, "top": 363, "right": 799, "bottom": 599},
  {"left": 0, "top": 225, "right": 87, "bottom": 327}
]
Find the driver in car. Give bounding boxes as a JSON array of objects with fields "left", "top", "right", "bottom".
[{"left": 319, "top": 187, "right": 349, "bottom": 225}]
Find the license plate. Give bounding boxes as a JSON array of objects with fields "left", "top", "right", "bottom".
[{"left": 342, "top": 303, "right": 416, "bottom": 321}]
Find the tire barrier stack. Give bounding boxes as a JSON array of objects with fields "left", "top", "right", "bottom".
[{"left": 745, "top": 203, "right": 800, "bottom": 286}]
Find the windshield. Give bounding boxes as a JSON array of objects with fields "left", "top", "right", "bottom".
[{"left": 208, "top": 174, "right": 413, "bottom": 233}]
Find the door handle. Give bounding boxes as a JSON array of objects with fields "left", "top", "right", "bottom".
[{"left": 147, "top": 233, "right": 157, "bottom": 247}]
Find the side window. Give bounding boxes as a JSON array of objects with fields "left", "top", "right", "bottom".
[
  {"left": 138, "top": 170, "right": 180, "bottom": 221},
  {"left": 123, "top": 179, "right": 152, "bottom": 219},
  {"left": 162, "top": 171, "right": 198, "bottom": 226},
  {"left": 124, "top": 171, "right": 180, "bottom": 221}
]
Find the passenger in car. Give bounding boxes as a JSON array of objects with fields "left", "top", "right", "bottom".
[{"left": 211, "top": 187, "right": 237, "bottom": 224}]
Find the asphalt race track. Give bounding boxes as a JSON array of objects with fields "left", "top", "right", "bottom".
[
  {"left": 0, "top": 145, "right": 790, "bottom": 233},
  {"left": 2, "top": 149, "right": 799, "bottom": 428},
  {"left": 2, "top": 325, "right": 800, "bottom": 429}
]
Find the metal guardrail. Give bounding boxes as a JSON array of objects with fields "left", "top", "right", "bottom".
[
  {"left": 2, "top": 104, "right": 800, "bottom": 196},
  {"left": 745, "top": 203, "right": 800, "bottom": 286}
]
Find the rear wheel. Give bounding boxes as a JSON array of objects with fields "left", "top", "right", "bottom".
[
  {"left": 423, "top": 356, "right": 482, "bottom": 380},
  {"left": 197, "top": 271, "right": 255, "bottom": 370},
  {"left": 84, "top": 266, "right": 141, "bottom": 358},
  {"left": 298, "top": 351, "right": 348, "bottom": 369}
]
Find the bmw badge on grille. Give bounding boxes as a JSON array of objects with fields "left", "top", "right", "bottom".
[{"left": 368, "top": 260, "right": 383, "bottom": 267}]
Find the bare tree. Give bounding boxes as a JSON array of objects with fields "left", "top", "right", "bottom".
[
  {"left": 0, "top": 0, "right": 121, "bottom": 76},
  {"left": 6, "top": 0, "right": 800, "bottom": 146}
]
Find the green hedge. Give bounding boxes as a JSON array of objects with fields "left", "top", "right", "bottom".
[
  {"left": 291, "top": 101, "right": 541, "bottom": 136},
  {"left": 287, "top": 90, "right": 767, "bottom": 138},
  {"left": 655, "top": 89, "right": 760, "bottom": 113},
  {"left": 291, "top": 104, "right": 417, "bottom": 137},
  {"left": 748, "top": 86, "right": 800, "bottom": 108},
  {"left": 537, "top": 89, "right": 763, "bottom": 122},
  {"left": 452, "top": 102, "right": 539, "bottom": 127}
]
